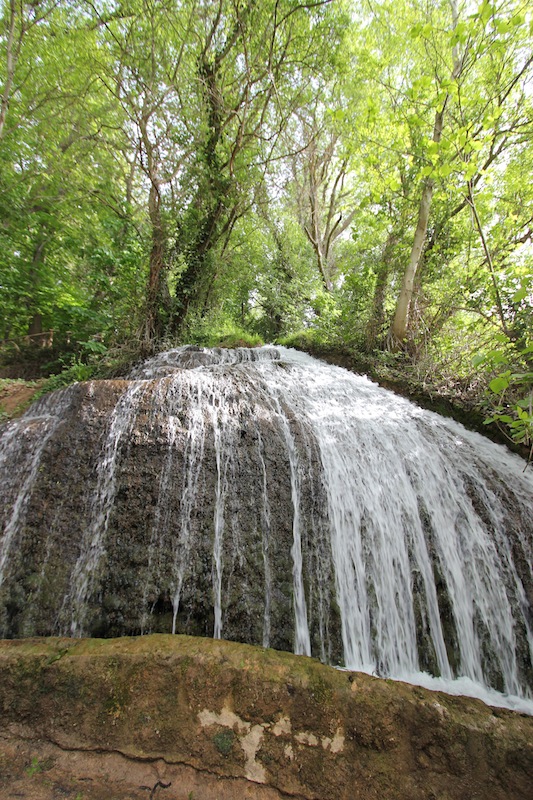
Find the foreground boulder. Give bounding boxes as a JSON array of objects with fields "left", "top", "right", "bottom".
[{"left": 0, "top": 635, "right": 531, "bottom": 800}]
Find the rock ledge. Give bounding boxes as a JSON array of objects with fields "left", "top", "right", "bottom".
[{"left": 0, "top": 635, "right": 532, "bottom": 799}]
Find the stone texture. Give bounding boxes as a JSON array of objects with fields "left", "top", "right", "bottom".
[
  {"left": 0, "top": 635, "right": 532, "bottom": 800},
  {"left": 0, "top": 376, "right": 338, "bottom": 657}
]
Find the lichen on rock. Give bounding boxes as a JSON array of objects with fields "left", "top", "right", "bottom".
[{"left": 0, "top": 635, "right": 531, "bottom": 800}]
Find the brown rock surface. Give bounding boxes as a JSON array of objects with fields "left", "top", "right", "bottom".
[
  {"left": 0, "top": 380, "right": 42, "bottom": 419},
  {"left": 0, "top": 635, "right": 531, "bottom": 800}
]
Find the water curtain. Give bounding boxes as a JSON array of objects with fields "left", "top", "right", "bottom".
[{"left": 1, "top": 347, "right": 532, "bottom": 710}]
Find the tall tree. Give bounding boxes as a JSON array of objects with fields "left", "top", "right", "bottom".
[
  {"left": 86, "top": 0, "right": 198, "bottom": 341},
  {"left": 0, "top": 0, "right": 142, "bottom": 342},
  {"left": 347, "top": 0, "right": 533, "bottom": 350},
  {"left": 388, "top": 0, "right": 464, "bottom": 346},
  {"left": 172, "top": 0, "right": 344, "bottom": 334},
  {"left": 289, "top": 97, "right": 357, "bottom": 292}
]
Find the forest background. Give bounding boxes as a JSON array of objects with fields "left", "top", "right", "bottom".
[{"left": 0, "top": 0, "right": 532, "bottom": 454}]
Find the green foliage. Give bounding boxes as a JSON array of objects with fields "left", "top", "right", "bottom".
[
  {"left": 277, "top": 330, "right": 323, "bottom": 349},
  {"left": 0, "top": 0, "right": 148, "bottom": 345},
  {"left": 186, "top": 316, "right": 264, "bottom": 349},
  {"left": 25, "top": 756, "right": 53, "bottom": 777},
  {"left": 0, "top": 0, "right": 531, "bottom": 441},
  {"left": 474, "top": 344, "right": 533, "bottom": 461},
  {"left": 31, "top": 339, "right": 112, "bottom": 395},
  {"left": 37, "top": 360, "right": 96, "bottom": 395},
  {"left": 215, "top": 331, "right": 264, "bottom": 349},
  {"left": 213, "top": 729, "right": 235, "bottom": 757}
]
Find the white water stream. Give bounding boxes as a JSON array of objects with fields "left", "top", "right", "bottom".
[
  {"left": 267, "top": 348, "right": 533, "bottom": 714},
  {"left": 0, "top": 391, "right": 71, "bottom": 592},
  {"left": 69, "top": 380, "right": 147, "bottom": 635},
  {"left": 131, "top": 346, "right": 533, "bottom": 712},
  {"left": 1, "top": 345, "right": 532, "bottom": 714}
]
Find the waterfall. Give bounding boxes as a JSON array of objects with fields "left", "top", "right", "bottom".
[
  {"left": 0, "top": 390, "right": 72, "bottom": 593},
  {"left": 0, "top": 346, "right": 532, "bottom": 713},
  {"left": 68, "top": 380, "right": 147, "bottom": 635}
]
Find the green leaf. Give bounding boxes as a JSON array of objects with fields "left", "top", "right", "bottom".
[
  {"left": 517, "top": 398, "right": 533, "bottom": 409},
  {"left": 512, "top": 286, "right": 528, "bottom": 303},
  {"left": 485, "top": 349, "right": 506, "bottom": 363},
  {"left": 495, "top": 19, "right": 512, "bottom": 34},
  {"left": 479, "top": 3, "right": 493, "bottom": 25},
  {"left": 438, "top": 164, "right": 453, "bottom": 178},
  {"left": 489, "top": 375, "right": 510, "bottom": 393},
  {"left": 464, "top": 161, "right": 478, "bottom": 180},
  {"left": 452, "top": 21, "right": 470, "bottom": 44},
  {"left": 472, "top": 353, "right": 486, "bottom": 367}
]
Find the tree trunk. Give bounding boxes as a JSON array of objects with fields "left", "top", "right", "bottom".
[
  {"left": 366, "top": 232, "right": 397, "bottom": 350},
  {"left": 388, "top": 0, "right": 463, "bottom": 349},
  {"left": 28, "top": 312, "right": 43, "bottom": 338},
  {"left": 171, "top": 53, "right": 227, "bottom": 335},
  {"left": 0, "top": 0, "right": 17, "bottom": 141},
  {"left": 389, "top": 178, "right": 434, "bottom": 345},
  {"left": 26, "top": 237, "right": 46, "bottom": 340},
  {"left": 173, "top": 196, "right": 225, "bottom": 334},
  {"left": 143, "top": 182, "right": 166, "bottom": 343}
]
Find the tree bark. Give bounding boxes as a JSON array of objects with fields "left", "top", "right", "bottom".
[
  {"left": 0, "top": 0, "right": 20, "bottom": 139},
  {"left": 366, "top": 232, "right": 397, "bottom": 350},
  {"left": 143, "top": 182, "right": 166, "bottom": 343},
  {"left": 389, "top": 176, "right": 435, "bottom": 345},
  {"left": 0, "top": 0, "right": 17, "bottom": 141},
  {"left": 26, "top": 237, "right": 46, "bottom": 339}
]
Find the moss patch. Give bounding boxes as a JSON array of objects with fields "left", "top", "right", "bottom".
[{"left": 0, "top": 635, "right": 531, "bottom": 800}]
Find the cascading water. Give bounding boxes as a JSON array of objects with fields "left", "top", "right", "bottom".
[{"left": 0, "top": 346, "right": 532, "bottom": 713}]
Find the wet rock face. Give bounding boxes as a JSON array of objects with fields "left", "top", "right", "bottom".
[
  {"left": 0, "top": 381, "right": 129, "bottom": 637},
  {"left": 0, "top": 346, "right": 532, "bottom": 702},
  {"left": 0, "top": 363, "right": 338, "bottom": 663}
]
